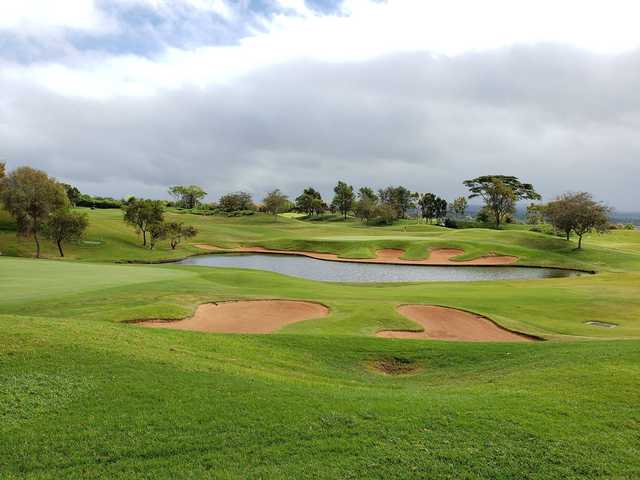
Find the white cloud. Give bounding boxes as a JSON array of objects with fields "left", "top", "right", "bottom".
[
  {"left": 0, "top": 0, "right": 110, "bottom": 32},
  {"left": 3, "top": 0, "right": 640, "bottom": 99}
]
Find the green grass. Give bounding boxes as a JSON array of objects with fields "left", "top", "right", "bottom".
[
  {"left": 2, "top": 209, "right": 639, "bottom": 273},
  {"left": 1, "top": 209, "right": 640, "bottom": 478}
]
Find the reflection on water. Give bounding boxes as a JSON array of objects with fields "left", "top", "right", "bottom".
[{"left": 178, "top": 253, "right": 584, "bottom": 283}]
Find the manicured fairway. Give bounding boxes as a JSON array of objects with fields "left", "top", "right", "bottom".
[{"left": 1, "top": 210, "right": 640, "bottom": 478}]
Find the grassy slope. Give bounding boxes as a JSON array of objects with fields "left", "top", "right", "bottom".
[
  {"left": 2, "top": 208, "right": 640, "bottom": 273},
  {"left": 1, "top": 209, "right": 640, "bottom": 478}
]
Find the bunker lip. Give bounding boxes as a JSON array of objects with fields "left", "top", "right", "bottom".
[
  {"left": 377, "top": 304, "right": 541, "bottom": 342},
  {"left": 192, "top": 244, "right": 519, "bottom": 266},
  {"left": 135, "top": 299, "right": 330, "bottom": 334}
]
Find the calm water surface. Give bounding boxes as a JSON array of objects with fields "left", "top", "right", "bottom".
[{"left": 178, "top": 253, "right": 584, "bottom": 283}]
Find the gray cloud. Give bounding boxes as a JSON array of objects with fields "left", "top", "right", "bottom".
[{"left": 1, "top": 44, "right": 639, "bottom": 210}]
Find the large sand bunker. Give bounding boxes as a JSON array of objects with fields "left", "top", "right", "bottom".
[
  {"left": 192, "top": 245, "right": 518, "bottom": 266},
  {"left": 377, "top": 305, "right": 534, "bottom": 342},
  {"left": 140, "top": 300, "right": 329, "bottom": 334}
]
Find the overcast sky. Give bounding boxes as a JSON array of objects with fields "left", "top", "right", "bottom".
[{"left": 1, "top": 0, "right": 639, "bottom": 210}]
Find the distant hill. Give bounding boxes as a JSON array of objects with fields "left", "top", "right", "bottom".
[
  {"left": 611, "top": 212, "right": 640, "bottom": 226},
  {"left": 466, "top": 205, "right": 640, "bottom": 226}
]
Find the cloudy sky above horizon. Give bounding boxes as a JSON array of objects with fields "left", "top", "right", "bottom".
[{"left": 1, "top": 0, "right": 639, "bottom": 210}]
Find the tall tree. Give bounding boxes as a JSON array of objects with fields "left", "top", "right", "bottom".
[
  {"left": 263, "top": 189, "right": 289, "bottom": 216},
  {"left": 168, "top": 185, "right": 207, "bottom": 209},
  {"left": 0, "top": 162, "right": 5, "bottom": 179},
  {"left": 123, "top": 199, "right": 164, "bottom": 246},
  {"left": 464, "top": 175, "right": 540, "bottom": 228},
  {"left": 372, "top": 204, "right": 396, "bottom": 225},
  {"left": 0, "top": 167, "right": 69, "bottom": 258},
  {"left": 331, "top": 181, "right": 355, "bottom": 220},
  {"left": 61, "top": 184, "right": 82, "bottom": 207},
  {"left": 451, "top": 196, "right": 468, "bottom": 217},
  {"left": 417, "top": 193, "right": 436, "bottom": 223},
  {"left": 148, "top": 221, "right": 166, "bottom": 250},
  {"left": 418, "top": 193, "right": 447, "bottom": 223},
  {"left": 378, "top": 186, "right": 415, "bottom": 219},
  {"left": 546, "top": 192, "right": 610, "bottom": 248},
  {"left": 295, "top": 187, "right": 324, "bottom": 216},
  {"left": 434, "top": 197, "right": 448, "bottom": 223},
  {"left": 526, "top": 203, "right": 545, "bottom": 225},
  {"left": 43, "top": 210, "right": 89, "bottom": 257},
  {"left": 353, "top": 195, "right": 376, "bottom": 223},
  {"left": 358, "top": 187, "right": 377, "bottom": 202}
]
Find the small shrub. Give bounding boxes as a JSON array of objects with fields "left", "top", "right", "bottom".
[
  {"left": 624, "top": 224, "right": 636, "bottom": 230},
  {"left": 225, "top": 209, "right": 255, "bottom": 217},
  {"left": 476, "top": 210, "right": 490, "bottom": 223},
  {"left": 443, "top": 218, "right": 458, "bottom": 229}
]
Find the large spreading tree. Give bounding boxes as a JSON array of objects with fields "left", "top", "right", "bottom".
[
  {"left": 0, "top": 166, "right": 69, "bottom": 258},
  {"left": 218, "top": 191, "right": 255, "bottom": 212},
  {"left": 546, "top": 192, "right": 610, "bottom": 249},
  {"left": 168, "top": 185, "right": 207, "bottom": 209},
  {"left": 463, "top": 175, "right": 541, "bottom": 228}
]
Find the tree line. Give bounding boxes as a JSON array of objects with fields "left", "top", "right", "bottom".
[{"left": 0, "top": 162, "right": 613, "bottom": 256}]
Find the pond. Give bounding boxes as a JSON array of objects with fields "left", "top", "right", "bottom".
[{"left": 178, "top": 253, "right": 585, "bottom": 283}]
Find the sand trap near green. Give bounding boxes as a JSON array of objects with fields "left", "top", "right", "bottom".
[
  {"left": 139, "top": 300, "right": 330, "bottom": 334},
  {"left": 378, "top": 305, "right": 534, "bottom": 342}
]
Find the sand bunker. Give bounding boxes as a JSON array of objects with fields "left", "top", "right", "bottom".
[
  {"left": 377, "top": 305, "right": 534, "bottom": 342},
  {"left": 192, "top": 245, "right": 518, "bottom": 266},
  {"left": 585, "top": 320, "right": 617, "bottom": 328},
  {"left": 140, "top": 300, "right": 329, "bottom": 334}
]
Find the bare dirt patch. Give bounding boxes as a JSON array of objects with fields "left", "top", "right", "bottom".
[
  {"left": 377, "top": 305, "right": 534, "bottom": 342},
  {"left": 368, "top": 357, "right": 422, "bottom": 376},
  {"left": 192, "top": 245, "right": 518, "bottom": 266},
  {"left": 139, "top": 300, "right": 329, "bottom": 334}
]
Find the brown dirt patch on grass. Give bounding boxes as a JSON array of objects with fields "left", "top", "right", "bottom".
[
  {"left": 367, "top": 357, "right": 423, "bottom": 375},
  {"left": 377, "top": 305, "right": 534, "bottom": 342},
  {"left": 139, "top": 300, "right": 329, "bottom": 334}
]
